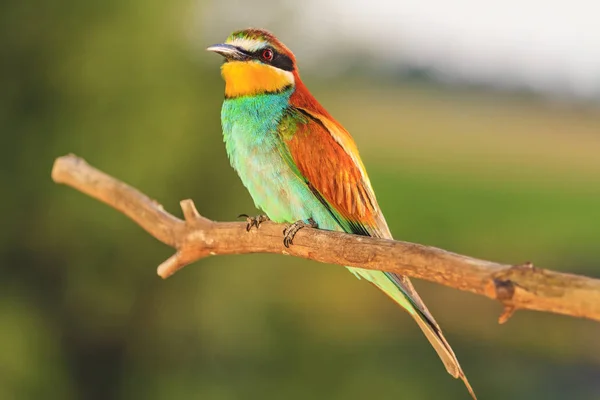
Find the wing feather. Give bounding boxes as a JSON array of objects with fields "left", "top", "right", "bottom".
[{"left": 283, "top": 107, "right": 385, "bottom": 235}]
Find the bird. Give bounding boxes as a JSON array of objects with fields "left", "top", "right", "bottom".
[{"left": 207, "top": 28, "right": 476, "bottom": 399}]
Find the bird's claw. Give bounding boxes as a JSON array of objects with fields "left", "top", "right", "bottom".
[
  {"left": 238, "top": 214, "right": 270, "bottom": 232},
  {"left": 283, "top": 218, "right": 317, "bottom": 248}
]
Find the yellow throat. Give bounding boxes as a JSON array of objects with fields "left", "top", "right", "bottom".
[{"left": 221, "top": 61, "right": 294, "bottom": 97}]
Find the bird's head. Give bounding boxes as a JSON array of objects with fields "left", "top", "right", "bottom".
[{"left": 207, "top": 28, "right": 297, "bottom": 98}]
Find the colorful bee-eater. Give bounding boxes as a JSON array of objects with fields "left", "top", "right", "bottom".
[{"left": 208, "top": 28, "right": 476, "bottom": 399}]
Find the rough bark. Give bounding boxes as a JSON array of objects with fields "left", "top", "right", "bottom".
[{"left": 51, "top": 154, "right": 600, "bottom": 323}]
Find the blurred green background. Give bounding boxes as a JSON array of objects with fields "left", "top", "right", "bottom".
[{"left": 2, "top": 0, "right": 600, "bottom": 399}]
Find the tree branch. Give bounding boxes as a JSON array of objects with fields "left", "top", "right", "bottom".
[{"left": 51, "top": 154, "right": 600, "bottom": 323}]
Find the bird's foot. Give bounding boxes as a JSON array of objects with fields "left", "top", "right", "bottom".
[
  {"left": 238, "top": 214, "right": 270, "bottom": 232},
  {"left": 283, "top": 218, "right": 318, "bottom": 248}
]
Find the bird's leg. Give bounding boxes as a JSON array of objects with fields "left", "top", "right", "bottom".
[
  {"left": 283, "top": 218, "right": 318, "bottom": 248},
  {"left": 238, "top": 214, "right": 270, "bottom": 232}
]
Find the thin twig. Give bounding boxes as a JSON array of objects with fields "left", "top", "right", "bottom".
[{"left": 51, "top": 154, "right": 600, "bottom": 323}]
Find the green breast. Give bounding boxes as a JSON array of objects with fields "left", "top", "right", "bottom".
[{"left": 220, "top": 90, "right": 338, "bottom": 227}]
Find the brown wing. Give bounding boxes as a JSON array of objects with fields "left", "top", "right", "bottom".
[{"left": 284, "top": 108, "right": 390, "bottom": 237}]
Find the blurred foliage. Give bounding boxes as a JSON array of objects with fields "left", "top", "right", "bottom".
[{"left": 2, "top": 0, "right": 600, "bottom": 399}]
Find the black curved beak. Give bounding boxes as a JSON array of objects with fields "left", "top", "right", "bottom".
[{"left": 206, "top": 43, "right": 249, "bottom": 61}]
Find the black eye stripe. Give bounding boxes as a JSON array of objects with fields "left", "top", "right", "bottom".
[
  {"left": 272, "top": 53, "right": 294, "bottom": 72},
  {"left": 249, "top": 47, "right": 294, "bottom": 72}
]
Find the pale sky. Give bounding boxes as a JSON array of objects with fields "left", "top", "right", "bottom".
[{"left": 201, "top": 0, "right": 600, "bottom": 99}]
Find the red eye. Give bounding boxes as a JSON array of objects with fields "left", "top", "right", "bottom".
[{"left": 262, "top": 48, "right": 274, "bottom": 62}]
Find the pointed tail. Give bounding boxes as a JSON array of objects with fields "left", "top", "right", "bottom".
[
  {"left": 349, "top": 268, "right": 477, "bottom": 399},
  {"left": 410, "top": 297, "right": 477, "bottom": 399}
]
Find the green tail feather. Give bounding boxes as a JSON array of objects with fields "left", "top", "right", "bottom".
[{"left": 348, "top": 268, "right": 477, "bottom": 400}]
